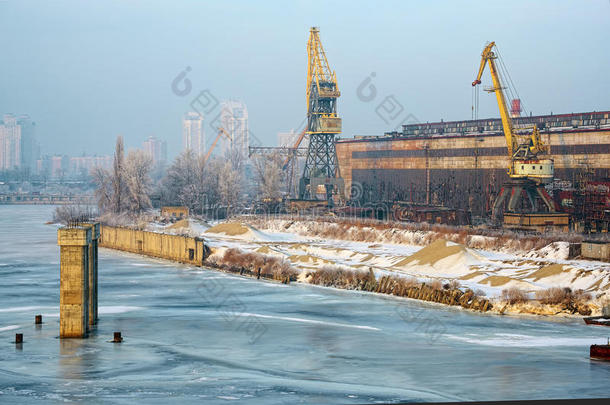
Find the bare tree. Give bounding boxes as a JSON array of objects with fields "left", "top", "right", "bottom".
[
  {"left": 124, "top": 150, "right": 153, "bottom": 213},
  {"left": 218, "top": 161, "right": 242, "bottom": 215},
  {"left": 91, "top": 166, "right": 112, "bottom": 213},
  {"left": 201, "top": 157, "right": 223, "bottom": 208},
  {"left": 252, "top": 153, "right": 283, "bottom": 200},
  {"left": 160, "top": 150, "right": 203, "bottom": 211},
  {"left": 111, "top": 136, "right": 127, "bottom": 213}
]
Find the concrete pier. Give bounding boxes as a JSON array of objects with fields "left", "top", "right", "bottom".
[
  {"left": 58, "top": 226, "right": 91, "bottom": 338},
  {"left": 79, "top": 222, "right": 100, "bottom": 326}
]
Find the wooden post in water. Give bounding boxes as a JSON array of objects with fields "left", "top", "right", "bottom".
[{"left": 58, "top": 226, "right": 91, "bottom": 338}]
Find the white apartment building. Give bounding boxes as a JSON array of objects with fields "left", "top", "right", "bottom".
[{"left": 182, "top": 112, "right": 205, "bottom": 156}]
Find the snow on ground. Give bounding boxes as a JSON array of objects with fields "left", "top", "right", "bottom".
[{"left": 177, "top": 218, "right": 610, "bottom": 301}]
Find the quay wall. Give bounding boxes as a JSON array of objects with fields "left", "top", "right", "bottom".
[{"left": 99, "top": 226, "right": 208, "bottom": 266}]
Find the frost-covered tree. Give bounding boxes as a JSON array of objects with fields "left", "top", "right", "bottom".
[
  {"left": 92, "top": 136, "right": 153, "bottom": 215},
  {"left": 201, "top": 157, "right": 223, "bottom": 208},
  {"left": 252, "top": 153, "right": 283, "bottom": 200},
  {"left": 111, "top": 136, "right": 127, "bottom": 213},
  {"left": 124, "top": 150, "right": 153, "bottom": 212},
  {"left": 218, "top": 161, "right": 242, "bottom": 214},
  {"left": 91, "top": 166, "right": 112, "bottom": 213},
  {"left": 160, "top": 150, "right": 204, "bottom": 211}
]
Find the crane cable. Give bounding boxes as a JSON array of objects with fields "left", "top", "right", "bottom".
[
  {"left": 472, "top": 82, "right": 480, "bottom": 121},
  {"left": 495, "top": 46, "right": 533, "bottom": 129}
]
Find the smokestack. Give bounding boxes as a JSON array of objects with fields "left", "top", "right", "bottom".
[{"left": 510, "top": 99, "right": 522, "bottom": 118}]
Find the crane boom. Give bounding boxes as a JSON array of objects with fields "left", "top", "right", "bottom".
[
  {"left": 282, "top": 129, "right": 306, "bottom": 170},
  {"left": 472, "top": 41, "right": 553, "bottom": 183},
  {"left": 306, "top": 27, "right": 339, "bottom": 113},
  {"left": 203, "top": 127, "right": 231, "bottom": 164},
  {"left": 472, "top": 42, "right": 515, "bottom": 157}
]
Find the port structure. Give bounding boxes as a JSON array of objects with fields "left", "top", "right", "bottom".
[
  {"left": 299, "top": 27, "right": 344, "bottom": 203},
  {"left": 203, "top": 127, "right": 231, "bottom": 165},
  {"left": 248, "top": 128, "right": 308, "bottom": 197},
  {"left": 472, "top": 41, "right": 556, "bottom": 219}
]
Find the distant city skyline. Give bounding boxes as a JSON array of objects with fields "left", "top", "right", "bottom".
[
  {"left": 0, "top": 113, "right": 38, "bottom": 171},
  {"left": 143, "top": 135, "right": 167, "bottom": 166},
  {"left": 0, "top": 1, "right": 608, "bottom": 159}
]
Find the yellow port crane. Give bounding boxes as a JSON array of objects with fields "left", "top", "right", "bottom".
[
  {"left": 299, "top": 27, "right": 344, "bottom": 202},
  {"left": 472, "top": 42, "right": 556, "bottom": 217}
]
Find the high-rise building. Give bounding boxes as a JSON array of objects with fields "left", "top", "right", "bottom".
[
  {"left": 0, "top": 113, "right": 37, "bottom": 171},
  {"left": 142, "top": 136, "right": 167, "bottom": 166},
  {"left": 182, "top": 112, "right": 205, "bottom": 156},
  {"left": 219, "top": 100, "right": 249, "bottom": 164}
]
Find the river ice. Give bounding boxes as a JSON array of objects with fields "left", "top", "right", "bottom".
[{"left": 0, "top": 206, "right": 609, "bottom": 403}]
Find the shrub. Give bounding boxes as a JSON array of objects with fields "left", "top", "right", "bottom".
[
  {"left": 220, "top": 248, "right": 298, "bottom": 280},
  {"left": 53, "top": 205, "right": 96, "bottom": 225},
  {"left": 473, "top": 289, "right": 486, "bottom": 297},
  {"left": 310, "top": 265, "right": 371, "bottom": 289},
  {"left": 535, "top": 287, "right": 593, "bottom": 305},
  {"left": 428, "top": 279, "right": 443, "bottom": 291},
  {"left": 402, "top": 276, "right": 419, "bottom": 288},
  {"left": 535, "top": 287, "right": 569, "bottom": 305},
  {"left": 501, "top": 287, "right": 529, "bottom": 304}
]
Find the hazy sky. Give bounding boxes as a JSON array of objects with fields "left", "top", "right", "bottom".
[{"left": 1, "top": 0, "right": 608, "bottom": 159}]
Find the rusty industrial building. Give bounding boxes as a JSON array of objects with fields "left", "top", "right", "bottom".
[{"left": 336, "top": 111, "right": 610, "bottom": 230}]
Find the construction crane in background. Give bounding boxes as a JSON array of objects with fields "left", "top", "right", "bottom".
[
  {"left": 298, "top": 27, "right": 344, "bottom": 203},
  {"left": 282, "top": 129, "right": 306, "bottom": 170},
  {"left": 472, "top": 41, "right": 556, "bottom": 219},
  {"left": 203, "top": 127, "right": 231, "bottom": 164}
]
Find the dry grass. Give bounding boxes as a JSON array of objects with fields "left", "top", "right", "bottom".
[
  {"left": 501, "top": 287, "right": 529, "bottom": 304},
  {"left": 220, "top": 248, "right": 298, "bottom": 280},
  {"left": 241, "top": 214, "right": 594, "bottom": 257},
  {"left": 309, "top": 265, "right": 372, "bottom": 289},
  {"left": 403, "top": 276, "right": 419, "bottom": 288},
  {"left": 535, "top": 287, "right": 592, "bottom": 305}
]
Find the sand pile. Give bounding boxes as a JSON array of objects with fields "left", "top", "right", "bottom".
[
  {"left": 527, "top": 264, "right": 566, "bottom": 281},
  {"left": 205, "top": 222, "right": 251, "bottom": 237},
  {"left": 395, "top": 239, "right": 466, "bottom": 267},
  {"left": 392, "top": 238, "right": 491, "bottom": 279},
  {"left": 168, "top": 219, "right": 190, "bottom": 230}
]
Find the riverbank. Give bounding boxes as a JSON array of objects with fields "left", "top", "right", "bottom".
[{"left": 98, "top": 219, "right": 608, "bottom": 318}]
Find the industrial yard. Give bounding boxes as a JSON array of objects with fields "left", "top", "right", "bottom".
[{"left": 246, "top": 32, "right": 610, "bottom": 237}]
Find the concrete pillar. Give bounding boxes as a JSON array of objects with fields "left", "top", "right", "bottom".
[
  {"left": 58, "top": 226, "right": 91, "bottom": 338},
  {"left": 79, "top": 222, "right": 99, "bottom": 326}
]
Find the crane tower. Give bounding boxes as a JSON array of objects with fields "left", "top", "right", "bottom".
[{"left": 298, "top": 27, "right": 345, "bottom": 203}]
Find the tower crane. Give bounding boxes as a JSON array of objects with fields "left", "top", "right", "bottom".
[
  {"left": 472, "top": 41, "right": 556, "bottom": 218},
  {"left": 299, "top": 27, "right": 344, "bottom": 203},
  {"left": 203, "top": 127, "right": 231, "bottom": 164}
]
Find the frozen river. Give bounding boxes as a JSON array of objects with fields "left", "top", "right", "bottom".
[{"left": 1, "top": 206, "right": 609, "bottom": 403}]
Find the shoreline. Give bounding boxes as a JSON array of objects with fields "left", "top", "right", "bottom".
[{"left": 95, "top": 221, "right": 605, "bottom": 320}]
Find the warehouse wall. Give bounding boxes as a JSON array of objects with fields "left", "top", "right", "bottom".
[{"left": 336, "top": 129, "right": 610, "bottom": 216}]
